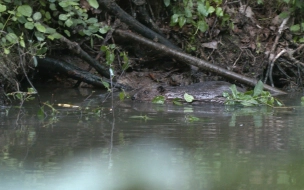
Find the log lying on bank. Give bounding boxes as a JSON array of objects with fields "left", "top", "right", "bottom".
[
  {"left": 36, "top": 57, "right": 129, "bottom": 90},
  {"left": 114, "top": 29, "right": 287, "bottom": 95}
]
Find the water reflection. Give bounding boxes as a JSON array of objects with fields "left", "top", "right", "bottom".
[{"left": 1, "top": 90, "right": 304, "bottom": 189}]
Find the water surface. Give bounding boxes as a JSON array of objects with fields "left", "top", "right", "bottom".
[{"left": 1, "top": 88, "right": 304, "bottom": 190}]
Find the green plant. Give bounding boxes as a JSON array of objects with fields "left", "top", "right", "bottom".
[
  {"left": 164, "top": 0, "right": 229, "bottom": 33},
  {"left": 6, "top": 87, "right": 37, "bottom": 107},
  {"left": 223, "top": 80, "right": 283, "bottom": 107}
]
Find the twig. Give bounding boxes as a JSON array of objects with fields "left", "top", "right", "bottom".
[{"left": 265, "top": 16, "right": 289, "bottom": 85}]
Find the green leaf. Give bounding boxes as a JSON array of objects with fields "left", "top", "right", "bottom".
[
  {"left": 48, "top": 32, "right": 62, "bottom": 40},
  {"left": 0, "top": 4, "right": 7, "bottom": 12},
  {"left": 87, "top": 0, "right": 99, "bottom": 9},
  {"left": 208, "top": 6, "right": 215, "bottom": 13},
  {"left": 197, "top": 20, "right": 208, "bottom": 32},
  {"left": 45, "top": 27, "right": 56, "bottom": 34},
  {"left": 86, "top": 18, "right": 98, "bottom": 24},
  {"left": 99, "top": 26, "right": 110, "bottom": 34},
  {"left": 33, "top": 12, "right": 42, "bottom": 20},
  {"left": 229, "top": 85, "right": 238, "bottom": 98},
  {"left": 4, "top": 48, "right": 10, "bottom": 54},
  {"left": 64, "top": 30, "right": 71, "bottom": 37},
  {"left": 178, "top": 16, "right": 186, "bottom": 27},
  {"left": 102, "top": 81, "right": 110, "bottom": 89},
  {"left": 164, "top": 0, "right": 170, "bottom": 7},
  {"left": 152, "top": 96, "right": 165, "bottom": 104},
  {"left": 215, "top": 7, "right": 223, "bottom": 17},
  {"left": 279, "top": 11, "right": 290, "bottom": 19},
  {"left": 17, "top": 5, "right": 32, "bottom": 17},
  {"left": 49, "top": 3, "right": 57, "bottom": 10},
  {"left": 197, "top": 2, "right": 208, "bottom": 17},
  {"left": 184, "top": 93, "right": 194, "bottom": 103},
  {"left": 173, "top": 98, "right": 182, "bottom": 105},
  {"left": 290, "top": 24, "right": 300, "bottom": 32},
  {"left": 119, "top": 92, "right": 125, "bottom": 101},
  {"left": 20, "top": 39, "right": 25, "bottom": 47},
  {"left": 185, "top": 115, "right": 200, "bottom": 122},
  {"left": 59, "top": 14, "right": 68, "bottom": 21},
  {"left": 170, "top": 14, "right": 180, "bottom": 25},
  {"left": 253, "top": 80, "right": 264, "bottom": 96},
  {"left": 34, "top": 23, "right": 46, "bottom": 33},
  {"left": 5, "top": 33, "right": 18, "bottom": 43},
  {"left": 65, "top": 19, "right": 73, "bottom": 27},
  {"left": 35, "top": 31, "right": 45, "bottom": 41},
  {"left": 100, "top": 45, "right": 107, "bottom": 51},
  {"left": 184, "top": 7, "right": 192, "bottom": 18},
  {"left": 25, "top": 22, "right": 34, "bottom": 29}
]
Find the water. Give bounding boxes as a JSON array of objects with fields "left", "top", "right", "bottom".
[{"left": 1, "top": 87, "right": 304, "bottom": 190}]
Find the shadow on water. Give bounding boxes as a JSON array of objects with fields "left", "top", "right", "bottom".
[{"left": 1, "top": 88, "right": 304, "bottom": 190}]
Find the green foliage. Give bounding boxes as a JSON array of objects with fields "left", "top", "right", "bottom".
[
  {"left": 184, "top": 115, "right": 200, "bottom": 122},
  {"left": 6, "top": 87, "right": 37, "bottom": 107},
  {"left": 0, "top": 0, "right": 110, "bottom": 57},
  {"left": 130, "top": 115, "right": 153, "bottom": 121},
  {"left": 165, "top": 0, "right": 229, "bottom": 32},
  {"left": 119, "top": 91, "right": 130, "bottom": 101},
  {"left": 223, "top": 81, "right": 283, "bottom": 107},
  {"left": 152, "top": 95, "right": 166, "bottom": 104},
  {"left": 173, "top": 98, "right": 183, "bottom": 105}
]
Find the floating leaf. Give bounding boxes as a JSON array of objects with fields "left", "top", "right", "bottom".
[
  {"left": 185, "top": 115, "right": 200, "bottom": 122},
  {"left": 173, "top": 98, "right": 182, "bottom": 105},
  {"left": 152, "top": 96, "right": 165, "bottom": 104},
  {"left": 184, "top": 93, "right": 194, "bottom": 103}
]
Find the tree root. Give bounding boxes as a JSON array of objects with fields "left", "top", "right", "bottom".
[
  {"left": 98, "top": 0, "right": 180, "bottom": 51},
  {"left": 114, "top": 29, "right": 287, "bottom": 95}
]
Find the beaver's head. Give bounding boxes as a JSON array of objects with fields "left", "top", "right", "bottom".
[{"left": 132, "top": 86, "right": 166, "bottom": 101}]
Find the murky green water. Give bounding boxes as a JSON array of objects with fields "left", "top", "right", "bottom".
[{"left": 1, "top": 87, "right": 304, "bottom": 190}]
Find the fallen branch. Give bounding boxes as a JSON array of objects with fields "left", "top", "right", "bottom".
[
  {"left": 36, "top": 57, "right": 129, "bottom": 90},
  {"left": 114, "top": 29, "right": 286, "bottom": 95}
]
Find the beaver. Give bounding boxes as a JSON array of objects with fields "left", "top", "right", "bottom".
[{"left": 132, "top": 81, "right": 244, "bottom": 103}]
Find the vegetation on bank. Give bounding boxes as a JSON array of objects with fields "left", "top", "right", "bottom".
[{"left": 0, "top": 0, "right": 304, "bottom": 106}]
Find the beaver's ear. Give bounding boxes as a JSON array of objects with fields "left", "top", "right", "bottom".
[{"left": 157, "top": 86, "right": 165, "bottom": 93}]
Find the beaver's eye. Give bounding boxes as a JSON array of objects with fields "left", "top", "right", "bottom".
[{"left": 144, "top": 90, "right": 149, "bottom": 94}]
